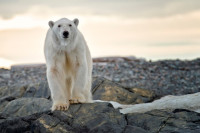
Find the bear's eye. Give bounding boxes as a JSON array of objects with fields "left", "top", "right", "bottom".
[
  {"left": 58, "top": 25, "right": 61, "bottom": 28},
  {"left": 69, "top": 24, "right": 72, "bottom": 27}
]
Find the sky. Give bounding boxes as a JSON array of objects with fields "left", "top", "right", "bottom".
[{"left": 0, "top": 0, "right": 200, "bottom": 68}]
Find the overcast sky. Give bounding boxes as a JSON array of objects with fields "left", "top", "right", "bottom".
[{"left": 0, "top": 0, "right": 200, "bottom": 67}]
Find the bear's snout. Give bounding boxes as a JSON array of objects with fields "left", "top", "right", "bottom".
[{"left": 63, "top": 31, "right": 69, "bottom": 38}]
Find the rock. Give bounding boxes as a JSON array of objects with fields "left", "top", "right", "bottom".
[
  {"left": 93, "top": 58, "right": 200, "bottom": 97},
  {"left": 0, "top": 85, "right": 27, "bottom": 98},
  {"left": 32, "top": 102, "right": 126, "bottom": 133},
  {"left": 0, "top": 57, "right": 200, "bottom": 132},
  {"left": 126, "top": 109, "right": 200, "bottom": 133},
  {"left": 1, "top": 98, "right": 51, "bottom": 118},
  {"left": 1, "top": 104, "right": 200, "bottom": 132},
  {"left": 0, "top": 86, "right": 8, "bottom": 97},
  {"left": 32, "top": 114, "right": 69, "bottom": 133},
  {"left": 9, "top": 64, "right": 47, "bottom": 86},
  {"left": 0, "top": 96, "right": 16, "bottom": 113},
  {"left": 0, "top": 68, "right": 10, "bottom": 87},
  {"left": 0, "top": 82, "right": 50, "bottom": 99},
  {"left": 0, "top": 111, "right": 51, "bottom": 133},
  {"left": 92, "top": 78, "right": 155, "bottom": 104},
  {"left": 127, "top": 110, "right": 170, "bottom": 132},
  {"left": 93, "top": 56, "right": 144, "bottom": 63},
  {"left": 123, "top": 125, "right": 149, "bottom": 133},
  {"left": 129, "top": 88, "right": 156, "bottom": 99},
  {"left": 23, "top": 82, "right": 50, "bottom": 99},
  {"left": 70, "top": 103, "right": 126, "bottom": 133},
  {"left": 1, "top": 57, "right": 200, "bottom": 97},
  {"left": 0, "top": 118, "right": 30, "bottom": 133},
  {"left": 0, "top": 103, "right": 126, "bottom": 133}
]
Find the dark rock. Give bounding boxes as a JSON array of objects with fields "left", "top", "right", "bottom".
[
  {"left": 92, "top": 78, "right": 155, "bottom": 104},
  {"left": 0, "top": 85, "right": 27, "bottom": 98},
  {"left": 0, "top": 68, "right": 10, "bottom": 87},
  {"left": 0, "top": 82, "right": 50, "bottom": 100},
  {"left": 0, "top": 57, "right": 200, "bottom": 132},
  {"left": 93, "top": 58, "right": 200, "bottom": 97},
  {"left": 1, "top": 57, "right": 200, "bottom": 97},
  {"left": 0, "top": 103, "right": 127, "bottom": 133},
  {"left": 9, "top": 64, "right": 47, "bottom": 86},
  {"left": 0, "top": 86, "right": 8, "bottom": 97},
  {"left": 0, "top": 96, "right": 16, "bottom": 113},
  {"left": 23, "top": 82, "right": 51, "bottom": 99},
  {"left": 70, "top": 103, "right": 126, "bottom": 133},
  {"left": 123, "top": 125, "right": 150, "bottom": 133},
  {"left": 1, "top": 103, "right": 200, "bottom": 133},
  {"left": 32, "top": 114, "right": 72, "bottom": 133},
  {"left": 127, "top": 110, "right": 171, "bottom": 132},
  {"left": 1, "top": 98, "right": 51, "bottom": 118},
  {"left": 0, "top": 110, "right": 51, "bottom": 133},
  {"left": 127, "top": 109, "right": 200, "bottom": 133},
  {"left": 0, "top": 119, "right": 30, "bottom": 133}
]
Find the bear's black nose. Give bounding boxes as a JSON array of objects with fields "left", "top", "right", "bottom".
[{"left": 63, "top": 31, "right": 69, "bottom": 38}]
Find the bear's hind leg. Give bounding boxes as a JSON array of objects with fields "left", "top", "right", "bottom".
[
  {"left": 83, "top": 79, "right": 93, "bottom": 103},
  {"left": 70, "top": 88, "right": 86, "bottom": 104}
]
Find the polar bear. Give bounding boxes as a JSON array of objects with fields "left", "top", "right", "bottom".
[{"left": 44, "top": 18, "right": 93, "bottom": 111}]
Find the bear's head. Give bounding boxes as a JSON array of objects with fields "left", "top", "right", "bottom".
[{"left": 48, "top": 18, "right": 79, "bottom": 46}]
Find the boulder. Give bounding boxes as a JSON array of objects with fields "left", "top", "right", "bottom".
[
  {"left": 126, "top": 109, "right": 200, "bottom": 133},
  {"left": 0, "top": 74, "right": 200, "bottom": 132},
  {"left": 1, "top": 104, "right": 200, "bottom": 133},
  {"left": 92, "top": 77, "right": 155, "bottom": 104},
  {"left": 1, "top": 98, "right": 51, "bottom": 118}
]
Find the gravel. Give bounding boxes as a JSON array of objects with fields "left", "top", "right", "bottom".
[{"left": 1, "top": 56, "right": 200, "bottom": 97}]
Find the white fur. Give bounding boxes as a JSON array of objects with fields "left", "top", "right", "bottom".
[
  {"left": 95, "top": 92, "right": 200, "bottom": 114},
  {"left": 44, "top": 18, "right": 93, "bottom": 111}
]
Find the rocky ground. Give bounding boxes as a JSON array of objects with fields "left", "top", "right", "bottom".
[{"left": 0, "top": 56, "right": 200, "bottom": 133}]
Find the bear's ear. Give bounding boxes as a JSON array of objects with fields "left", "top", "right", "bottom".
[
  {"left": 73, "top": 18, "right": 79, "bottom": 27},
  {"left": 48, "top": 21, "right": 54, "bottom": 28}
]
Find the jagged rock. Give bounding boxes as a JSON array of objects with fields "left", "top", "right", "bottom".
[
  {"left": 0, "top": 96, "right": 16, "bottom": 113},
  {"left": 0, "top": 86, "right": 7, "bottom": 98},
  {"left": 129, "top": 88, "right": 155, "bottom": 99},
  {"left": 1, "top": 60, "right": 200, "bottom": 133},
  {"left": 33, "top": 102, "right": 126, "bottom": 133},
  {"left": 123, "top": 125, "right": 149, "bottom": 133},
  {"left": 1, "top": 98, "right": 51, "bottom": 118},
  {"left": 0, "top": 103, "right": 126, "bottom": 133},
  {"left": 3, "top": 57, "right": 200, "bottom": 97},
  {"left": 9, "top": 64, "right": 47, "bottom": 86},
  {"left": 0, "top": 77, "right": 160, "bottom": 133},
  {"left": 0, "top": 82, "right": 50, "bottom": 99},
  {"left": 0, "top": 85, "right": 27, "bottom": 98},
  {"left": 23, "top": 81, "right": 50, "bottom": 99},
  {"left": 93, "top": 58, "right": 200, "bottom": 97},
  {"left": 1, "top": 104, "right": 200, "bottom": 133},
  {"left": 126, "top": 109, "right": 200, "bottom": 133},
  {"left": 92, "top": 77, "right": 155, "bottom": 104},
  {"left": 0, "top": 68, "right": 10, "bottom": 87}
]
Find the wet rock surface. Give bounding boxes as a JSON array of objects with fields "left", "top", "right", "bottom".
[{"left": 0, "top": 56, "right": 200, "bottom": 132}]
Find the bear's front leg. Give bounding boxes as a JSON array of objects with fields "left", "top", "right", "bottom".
[{"left": 47, "top": 67, "right": 70, "bottom": 111}]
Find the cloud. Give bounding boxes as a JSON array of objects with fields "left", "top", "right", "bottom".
[
  {"left": 0, "top": 0, "right": 200, "bottom": 66},
  {"left": 0, "top": 0, "right": 200, "bottom": 19}
]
